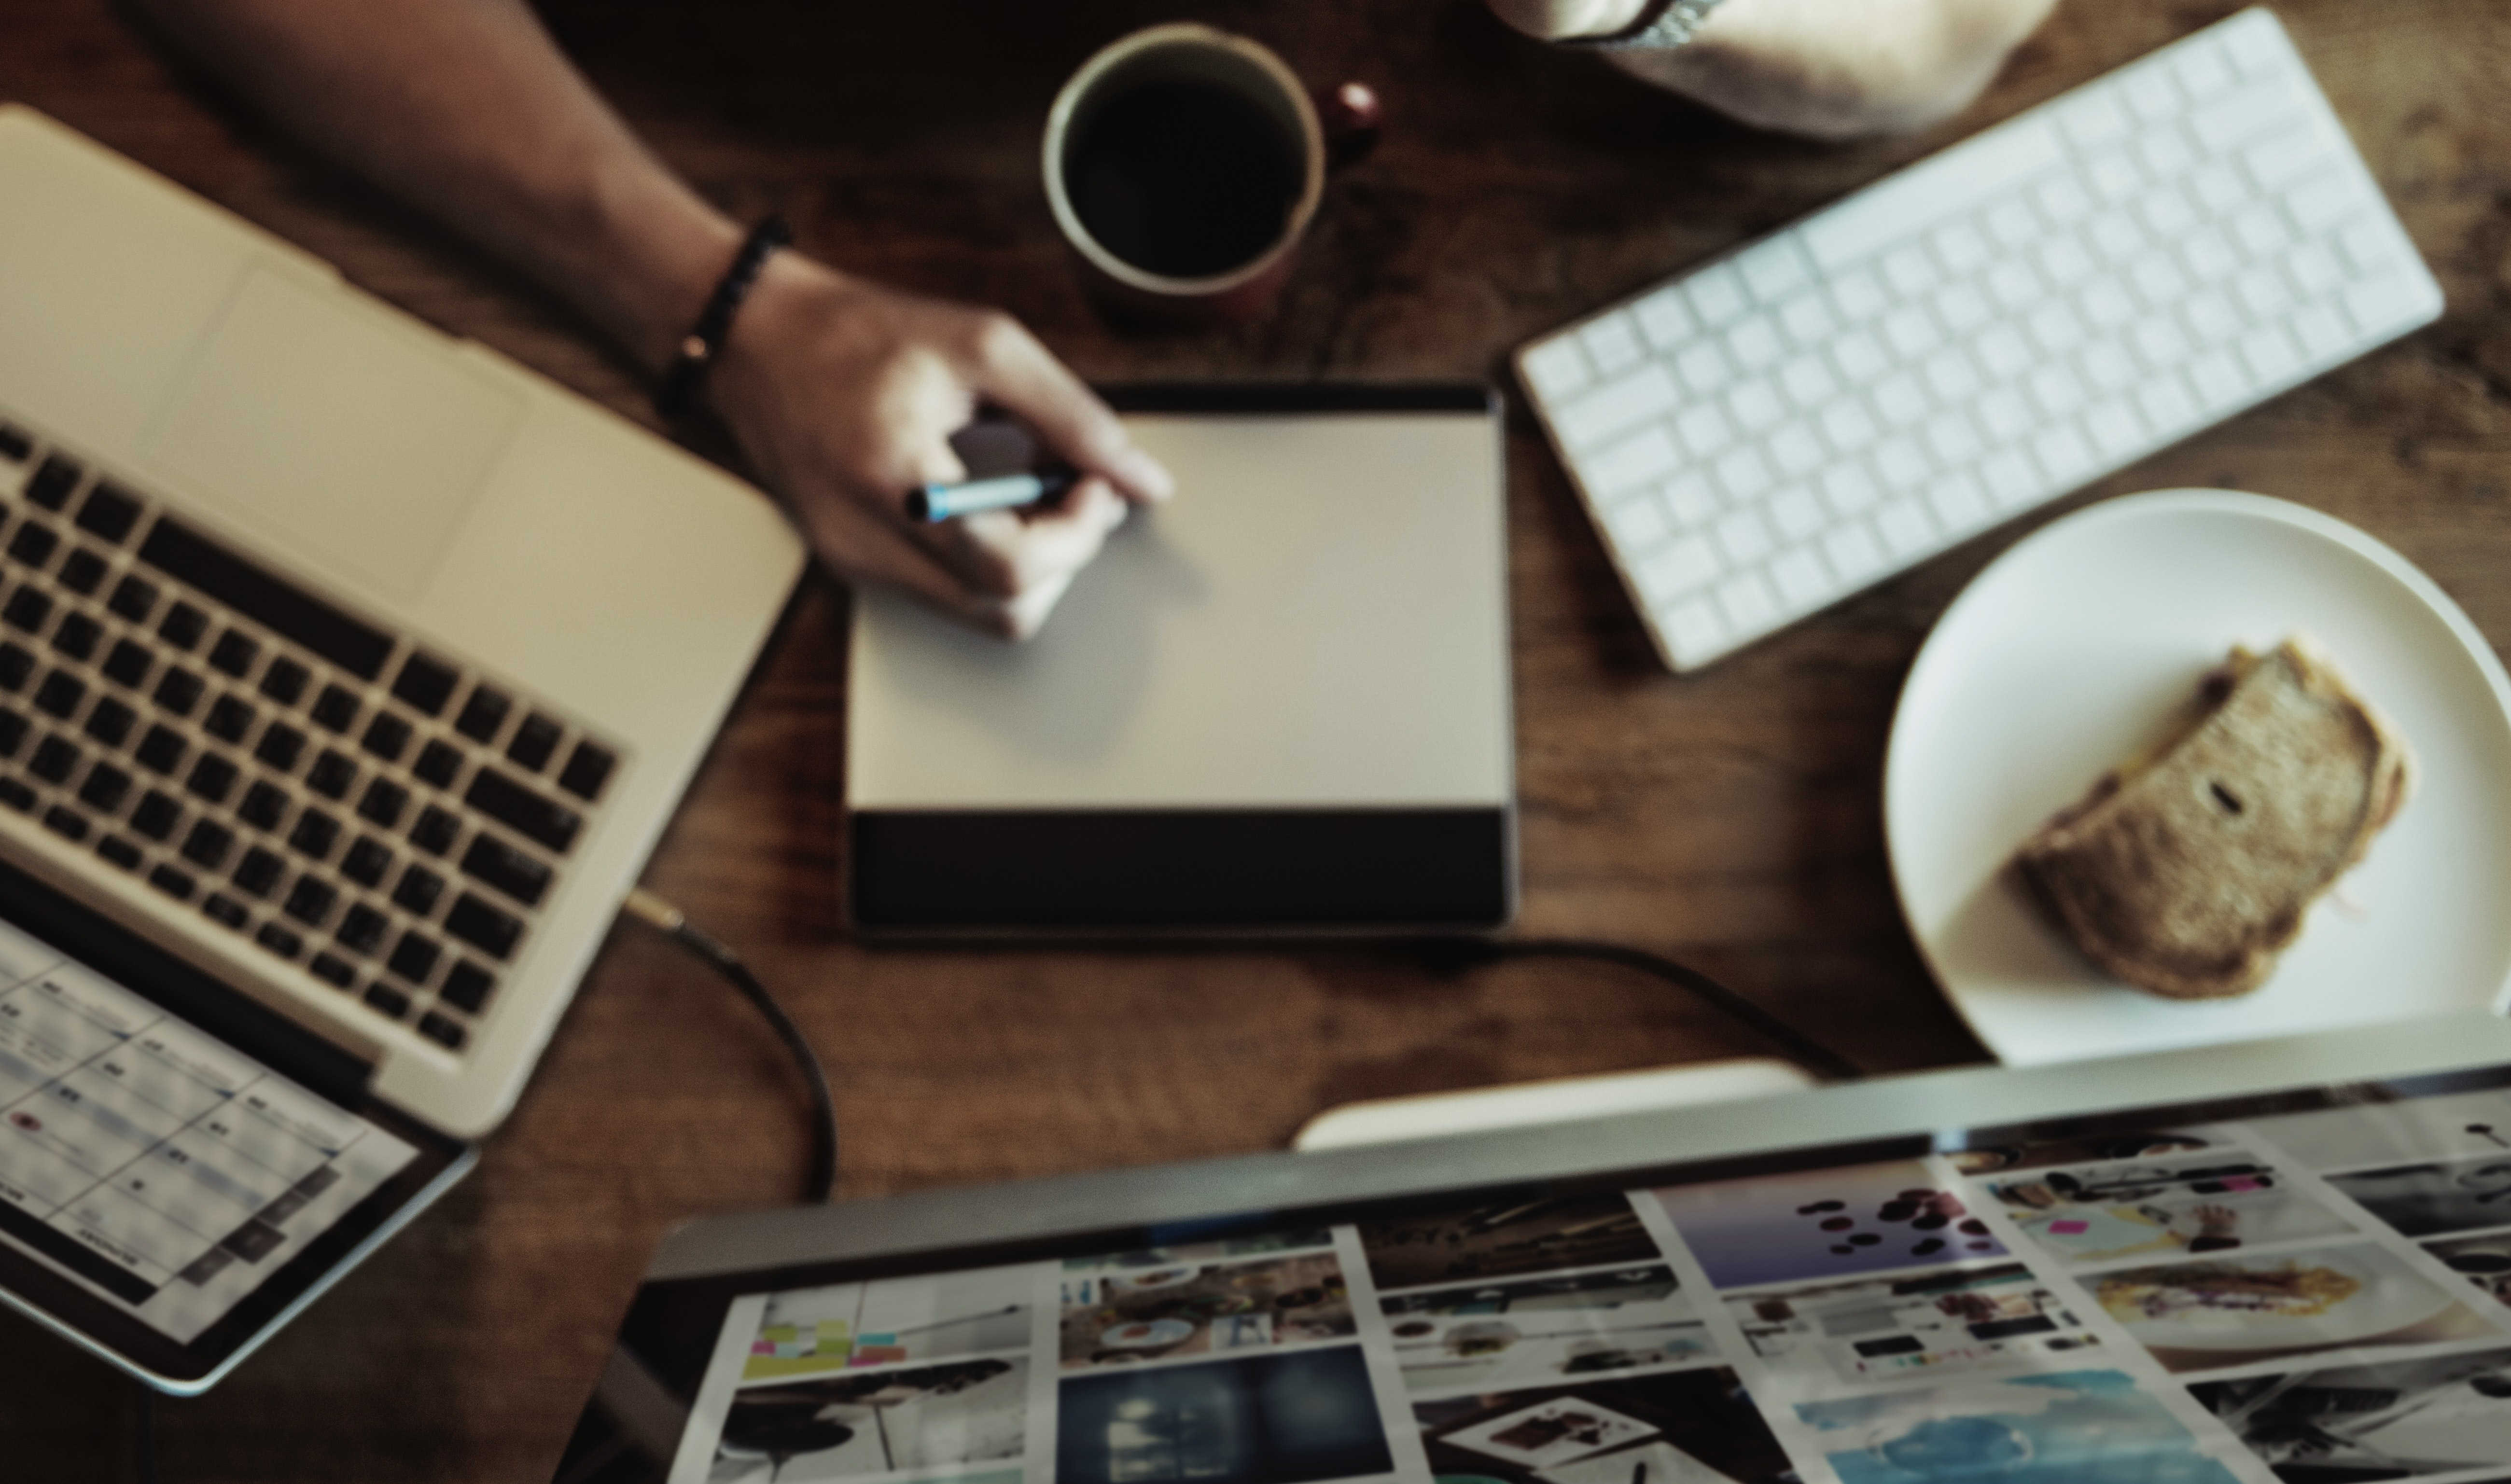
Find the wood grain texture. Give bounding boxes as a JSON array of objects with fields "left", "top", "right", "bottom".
[{"left": 4, "top": 0, "right": 2509, "bottom": 1477}]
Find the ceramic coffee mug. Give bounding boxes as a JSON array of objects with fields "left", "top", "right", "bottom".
[{"left": 1044, "top": 23, "right": 1378, "bottom": 327}]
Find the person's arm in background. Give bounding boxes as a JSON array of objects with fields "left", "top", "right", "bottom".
[
  {"left": 133, "top": 0, "right": 1173, "bottom": 638},
  {"left": 1490, "top": 0, "right": 2059, "bottom": 139}
]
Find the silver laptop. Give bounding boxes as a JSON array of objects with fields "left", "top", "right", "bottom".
[{"left": 0, "top": 107, "right": 806, "bottom": 1386}]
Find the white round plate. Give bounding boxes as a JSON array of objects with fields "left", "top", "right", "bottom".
[
  {"left": 2097, "top": 1245, "right": 2453, "bottom": 1350},
  {"left": 1886, "top": 490, "right": 2511, "bottom": 1066}
]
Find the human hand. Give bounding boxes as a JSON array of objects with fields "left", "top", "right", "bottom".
[{"left": 710, "top": 251, "right": 1173, "bottom": 638}]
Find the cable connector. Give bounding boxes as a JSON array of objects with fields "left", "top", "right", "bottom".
[{"left": 620, "top": 886, "right": 685, "bottom": 935}]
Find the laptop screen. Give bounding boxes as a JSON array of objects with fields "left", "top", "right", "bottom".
[{"left": 564, "top": 1059, "right": 2511, "bottom": 1484}]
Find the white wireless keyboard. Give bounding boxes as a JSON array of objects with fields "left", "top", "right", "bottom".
[{"left": 1517, "top": 7, "right": 2443, "bottom": 672}]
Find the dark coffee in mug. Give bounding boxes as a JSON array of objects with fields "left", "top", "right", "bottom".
[{"left": 1062, "top": 81, "right": 1303, "bottom": 280}]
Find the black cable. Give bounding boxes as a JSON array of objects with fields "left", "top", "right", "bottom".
[
  {"left": 624, "top": 890, "right": 838, "bottom": 1203},
  {"left": 1418, "top": 936, "right": 1865, "bottom": 1082},
  {"left": 136, "top": 1381, "right": 159, "bottom": 1484}
]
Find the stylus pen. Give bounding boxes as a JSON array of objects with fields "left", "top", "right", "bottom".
[{"left": 908, "top": 468, "right": 1076, "bottom": 522}]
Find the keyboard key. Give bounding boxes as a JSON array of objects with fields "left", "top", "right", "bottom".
[
  {"left": 342, "top": 836, "right": 393, "bottom": 888},
  {"left": 57, "top": 549, "right": 107, "bottom": 596},
  {"left": 137, "top": 517, "right": 393, "bottom": 679},
  {"left": 413, "top": 739, "right": 463, "bottom": 790},
  {"left": 1823, "top": 522, "right": 1885, "bottom": 582},
  {"left": 418, "top": 1012, "right": 467, "bottom": 1051},
  {"left": 458, "top": 832, "right": 550, "bottom": 908},
  {"left": 387, "top": 930, "right": 442, "bottom": 985},
  {"left": 205, "top": 693, "right": 256, "bottom": 744},
  {"left": 0, "top": 424, "right": 27, "bottom": 462},
  {"left": 132, "top": 790, "right": 181, "bottom": 842},
  {"left": 444, "top": 894, "right": 520, "bottom": 965},
  {"left": 288, "top": 809, "right": 341, "bottom": 860},
  {"left": 0, "top": 778, "right": 31, "bottom": 813},
  {"left": 1714, "top": 572, "right": 1778, "bottom": 634},
  {"left": 256, "top": 722, "right": 307, "bottom": 773},
  {"left": 148, "top": 862, "right": 196, "bottom": 901},
  {"left": 1875, "top": 499, "right": 1939, "bottom": 558},
  {"left": 233, "top": 847, "right": 285, "bottom": 898},
  {"left": 97, "top": 835, "right": 142, "bottom": 873},
  {"left": 337, "top": 904, "right": 390, "bottom": 956},
  {"left": 1556, "top": 365, "right": 1678, "bottom": 449},
  {"left": 25, "top": 456, "right": 78, "bottom": 511},
  {"left": 29, "top": 734, "right": 80, "bottom": 783},
  {"left": 468, "top": 767, "right": 580, "bottom": 853},
  {"left": 393, "top": 864, "right": 445, "bottom": 916},
  {"left": 0, "top": 708, "right": 25, "bottom": 756},
  {"left": 308, "top": 953, "right": 356, "bottom": 989},
  {"left": 310, "top": 683, "right": 360, "bottom": 733},
  {"left": 1635, "top": 538, "right": 1720, "bottom": 603},
  {"left": 1769, "top": 546, "right": 1833, "bottom": 610},
  {"left": 107, "top": 574, "right": 157, "bottom": 623},
  {"left": 454, "top": 685, "right": 510, "bottom": 743},
  {"left": 158, "top": 601, "right": 207, "bottom": 651},
  {"left": 186, "top": 752, "right": 238, "bottom": 804},
  {"left": 1927, "top": 470, "right": 1991, "bottom": 533},
  {"left": 74, "top": 482, "right": 141, "bottom": 543},
  {"left": 42, "top": 805, "right": 89, "bottom": 843},
  {"left": 8, "top": 522, "right": 59, "bottom": 569},
  {"left": 77, "top": 763, "right": 130, "bottom": 814},
  {"left": 153, "top": 666, "right": 204, "bottom": 718},
  {"left": 255, "top": 921, "right": 304, "bottom": 960},
  {"left": 307, "top": 749, "right": 358, "bottom": 799},
  {"left": 358, "top": 777, "right": 408, "bottom": 829},
  {"left": 238, "top": 780, "right": 290, "bottom": 831},
  {"left": 208, "top": 629, "right": 258, "bottom": 678},
  {"left": 101, "top": 638, "right": 152, "bottom": 690},
  {"left": 3, "top": 588, "right": 53, "bottom": 634},
  {"left": 33, "top": 670, "right": 84, "bottom": 720},
  {"left": 440, "top": 961, "right": 496, "bottom": 1014},
  {"left": 409, "top": 805, "right": 461, "bottom": 857},
  {"left": 362, "top": 711, "right": 413, "bottom": 763},
  {"left": 0, "top": 643, "right": 30, "bottom": 693},
  {"left": 260, "top": 657, "right": 310, "bottom": 707},
  {"left": 1587, "top": 428, "right": 1679, "bottom": 496},
  {"left": 363, "top": 981, "right": 412, "bottom": 1020},
  {"left": 1579, "top": 314, "right": 1643, "bottom": 375},
  {"left": 202, "top": 893, "right": 250, "bottom": 931},
  {"left": 135, "top": 725, "right": 186, "bottom": 776},
  {"left": 1520, "top": 337, "right": 1592, "bottom": 400},
  {"left": 181, "top": 819, "right": 234, "bottom": 870}
]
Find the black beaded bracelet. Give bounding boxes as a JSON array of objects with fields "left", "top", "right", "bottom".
[{"left": 653, "top": 214, "right": 791, "bottom": 421}]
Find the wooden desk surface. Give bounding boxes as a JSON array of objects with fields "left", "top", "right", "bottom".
[{"left": 3, "top": 0, "right": 2506, "bottom": 1475}]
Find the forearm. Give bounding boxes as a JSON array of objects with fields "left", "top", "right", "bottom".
[{"left": 135, "top": 0, "right": 737, "bottom": 372}]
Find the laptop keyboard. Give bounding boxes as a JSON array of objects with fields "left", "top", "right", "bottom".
[{"left": 0, "top": 419, "right": 622, "bottom": 1056}]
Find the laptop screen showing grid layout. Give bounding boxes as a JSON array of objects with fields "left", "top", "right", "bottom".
[{"left": 0, "top": 416, "right": 619, "bottom": 1057}]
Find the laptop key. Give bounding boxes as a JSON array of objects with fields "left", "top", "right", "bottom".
[
  {"left": 7, "top": 522, "right": 59, "bottom": 569},
  {"left": 358, "top": 777, "right": 408, "bottom": 829},
  {"left": 254, "top": 921, "right": 304, "bottom": 960},
  {"left": 25, "top": 456, "right": 79, "bottom": 510},
  {"left": 287, "top": 808, "right": 340, "bottom": 861},
  {"left": 417, "top": 1012, "right": 466, "bottom": 1050},
  {"left": 137, "top": 517, "right": 393, "bottom": 680},
  {"left": 158, "top": 601, "right": 207, "bottom": 651},
  {"left": 0, "top": 424, "right": 28, "bottom": 461},
  {"left": 307, "top": 749, "right": 357, "bottom": 799},
  {"left": 237, "top": 780, "right": 289, "bottom": 831},
  {"left": 0, "top": 643, "right": 31, "bottom": 690},
  {"left": 336, "top": 903, "right": 389, "bottom": 956},
  {"left": 153, "top": 666, "right": 203, "bottom": 717},
  {"left": 409, "top": 805, "right": 460, "bottom": 856},
  {"left": 201, "top": 893, "right": 248, "bottom": 930},
  {"left": 464, "top": 768, "right": 580, "bottom": 854},
  {"left": 97, "top": 835, "right": 142, "bottom": 872},
  {"left": 284, "top": 875, "right": 337, "bottom": 927},
  {"left": 108, "top": 574, "right": 157, "bottom": 623},
  {"left": 260, "top": 657, "right": 310, "bottom": 707},
  {"left": 204, "top": 693, "right": 256, "bottom": 744},
  {"left": 181, "top": 819, "right": 234, "bottom": 870},
  {"left": 185, "top": 752, "right": 238, "bottom": 804},
  {"left": 233, "top": 846, "right": 285, "bottom": 898},
  {"left": 33, "top": 670, "right": 82, "bottom": 719},
  {"left": 77, "top": 763, "right": 129, "bottom": 814},
  {"left": 558, "top": 742, "right": 615, "bottom": 802},
  {"left": 362, "top": 981, "right": 411, "bottom": 1019},
  {"left": 51, "top": 615, "right": 100, "bottom": 664},
  {"left": 455, "top": 685, "right": 509, "bottom": 743},
  {"left": 132, "top": 790, "right": 182, "bottom": 841},
  {"left": 460, "top": 834, "right": 550, "bottom": 908},
  {"left": 412, "top": 739, "right": 462, "bottom": 790},
  {"left": 101, "top": 638, "right": 152, "bottom": 689},
  {"left": 440, "top": 961, "right": 496, "bottom": 1013},
  {"left": 0, "top": 708, "right": 25, "bottom": 757},
  {"left": 387, "top": 931, "right": 440, "bottom": 985},
  {"left": 74, "top": 483, "right": 141, "bottom": 543},
  {"left": 29, "top": 734, "right": 80, "bottom": 783},
  {"left": 341, "top": 835, "right": 392, "bottom": 887},
  {"left": 148, "top": 862, "right": 195, "bottom": 901},
  {"left": 311, "top": 683, "right": 360, "bottom": 733},
  {"left": 307, "top": 952, "right": 356, "bottom": 988},
  {"left": 3, "top": 588, "right": 52, "bottom": 633},
  {"left": 392, "top": 652, "right": 458, "bottom": 717},
  {"left": 0, "top": 777, "right": 30, "bottom": 812},
  {"left": 444, "top": 892, "right": 522, "bottom": 960},
  {"left": 362, "top": 711, "right": 411, "bottom": 763},
  {"left": 255, "top": 722, "right": 306, "bottom": 772},
  {"left": 208, "top": 629, "right": 258, "bottom": 679},
  {"left": 507, "top": 712, "right": 562, "bottom": 771},
  {"left": 392, "top": 864, "right": 444, "bottom": 916},
  {"left": 42, "top": 805, "right": 88, "bottom": 842},
  {"left": 134, "top": 725, "right": 186, "bottom": 775},
  {"left": 57, "top": 549, "right": 107, "bottom": 596},
  {"left": 84, "top": 697, "right": 135, "bottom": 747}
]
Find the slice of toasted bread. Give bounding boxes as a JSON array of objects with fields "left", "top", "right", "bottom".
[{"left": 2013, "top": 636, "right": 2414, "bottom": 1000}]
